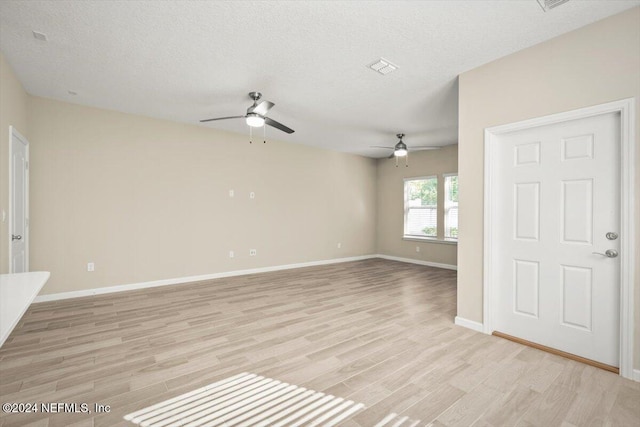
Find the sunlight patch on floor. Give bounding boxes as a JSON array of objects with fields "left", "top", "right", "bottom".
[
  {"left": 124, "top": 372, "right": 366, "bottom": 426},
  {"left": 374, "top": 412, "right": 423, "bottom": 427}
]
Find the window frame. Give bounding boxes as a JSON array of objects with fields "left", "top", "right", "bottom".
[
  {"left": 403, "top": 175, "right": 438, "bottom": 240},
  {"left": 402, "top": 173, "right": 459, "bottom": 244},
  {"left": 443, "top": 173, "right": 459, "bottom": 241}
]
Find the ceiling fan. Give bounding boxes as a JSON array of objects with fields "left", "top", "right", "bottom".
[
  {"left": 200, "top": 92, "right": 295, "bottom": 135},
  {"left": 371, "top": 134, "right": 440, "bottom": 166}
]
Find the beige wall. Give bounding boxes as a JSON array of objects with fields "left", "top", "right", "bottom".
[
  {"left": 376, "top": 145, "right": 458, "bottom": 266},
  {"left": 0, "top": 53, "right": 29, "bottom": 274},
  {"left": 28, "top": 97, "right": 377, "bottom": 295},
  {"left": 458, "top": 7, "right": 640, "bottom": 367}
]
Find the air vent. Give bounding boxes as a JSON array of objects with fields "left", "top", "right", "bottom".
[
  {"left": 537, "top": 0, "right": 571, "bottom": 12},
  {"left": 32, "top": 31, "right": 47, "bottom": 41},
  {"left": 369, "top": 58, "right": 398, "bottom": 75}
]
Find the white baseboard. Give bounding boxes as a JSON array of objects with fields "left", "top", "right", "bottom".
[
  {"left": 454, "top": 316, "right": 485, "bottom": 333},
  {"left": 34, "top": 255, "right": 377, "bottom": 303},
  {"left": 375, "top": 254, "right": 457, "bottom": 271},
  {"left": 633, "top": 369, "right": 640, "bottom": 383},
  {"left": 34, "top": 254, "right": 458, "bottom": 303}
]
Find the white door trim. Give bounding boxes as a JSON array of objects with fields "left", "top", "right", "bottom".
[
  {"left": 483, "top": 98, "right": 636, "bottom": 379},
  {"left": 8, "top": 126, "right": 29, "bottom": 273}
]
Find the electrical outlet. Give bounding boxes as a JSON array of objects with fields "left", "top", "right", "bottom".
[
  {"left": 249, "top": 192, "right": 255, "bottom": 199},
  {"left": 229, "top": 189, "right": 234, "bottom": 198},
  {"left": 249, "top": 249, "right": 257, "bottom": 256},
  {"left": 337, "top": 243, "right": 342, "bottom": 249},
  {"left": 416, "top": 246, "right": 420, "bottom": 253},
  {"left": 87, "top": 262, "right": 95, "bottom": 272},
  {"left": 229, "top": 250, "right": 234, "bottom": 258}
]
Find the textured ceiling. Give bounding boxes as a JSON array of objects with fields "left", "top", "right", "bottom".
[{"left": 1, "top": 0, "right": 638, "bottom": 157}]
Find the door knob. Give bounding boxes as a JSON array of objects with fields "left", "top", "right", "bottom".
[
  {"left": 11, "top": 234, "right": 22, "bottom": 241},
  {"left": 592, "top": 249, "right": 618, "bottom": 258}
]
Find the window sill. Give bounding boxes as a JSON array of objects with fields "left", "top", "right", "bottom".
[{"left": 403, "top": 236, "right": 458, "bottom": 245}]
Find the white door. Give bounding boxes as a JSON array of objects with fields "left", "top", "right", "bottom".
[
  {"left": 493, "top": 112, "right": 620, "bottom": 367},
  {"left": 10, "top": 127, "right": 29, "bottom": 274}
]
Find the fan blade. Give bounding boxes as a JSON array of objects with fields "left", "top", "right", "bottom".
[
  {"left": 248, "top": 100, "right": 275, "bottom": 116},
  {"left": 388, "top": 153, "right": 395, "bottom": 159},
  {"left": 370, "top": 146, "right": 394, "bottom": 150},
  {"left": 411, "top": 146, "right": 441, "bottom": 151},
  {"left": 265, "top": 117, "right": 294, "bottom": 134},
  {"left": 200, "top": 115, "right": 245, "bottom": 123}
]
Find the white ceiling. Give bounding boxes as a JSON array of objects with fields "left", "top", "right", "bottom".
[{"left": 1, "top": 0, "right": 638, "bottom": 157}]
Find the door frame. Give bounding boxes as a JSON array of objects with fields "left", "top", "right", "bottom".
[
  {"left": 483, "top": 98, "right": 636, "bottom": 379},
  {"left": 8, "top": 126, "right": 29, "bottom": 273}
]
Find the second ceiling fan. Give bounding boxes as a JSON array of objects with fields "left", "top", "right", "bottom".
[{"left": 372, "top": 134, "right": 441, "bottom": 166}]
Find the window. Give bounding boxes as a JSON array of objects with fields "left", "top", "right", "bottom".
[
  {"left": 404, "top": 176, "right": 437, "bottom": 238},
  {"left": 444, "top": 174, "right": 458, "bottom": 239},
  {"left": 403, "top": 173, "right": 459, "bottom": 243}
]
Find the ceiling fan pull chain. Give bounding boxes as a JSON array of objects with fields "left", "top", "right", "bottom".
[
  {"left": 406, "top": 154, "right": 409, "bottom": 167},
  {"left": 249, "top": 125, "right": 253, "bottom": 144},
  {"left": 263, "top": 125, "right": 266, "bottom": 144},
  {"left": 395, "top": 156, "right": 399, "bottom": 168}
]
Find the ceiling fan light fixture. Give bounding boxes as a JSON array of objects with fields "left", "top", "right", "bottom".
[
  {"left": 394, "top": 138, "right": 408, "bottom": 157},
  {"left": 246, "top": 113, "right": 265, "bottom": 127},
  {"left": 394, "top": 148, "right": 408, "bottom": 157}
]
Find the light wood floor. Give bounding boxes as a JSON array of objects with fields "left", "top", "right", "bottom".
[{"left": 0, "top": 259, "right": 638, "bottom": 427}]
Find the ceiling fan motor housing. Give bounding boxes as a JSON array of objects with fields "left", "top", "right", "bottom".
[{"left": 249, "top": 92, "right": 262, "bottom": 102}]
